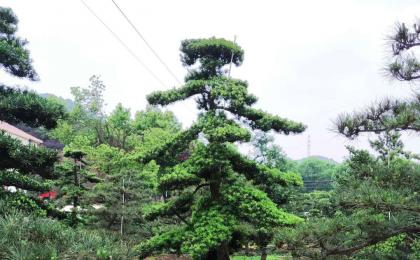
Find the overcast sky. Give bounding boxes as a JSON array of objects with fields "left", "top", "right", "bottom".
[{"left": 1, "top": 0, "right": 419, "bottom": 161}]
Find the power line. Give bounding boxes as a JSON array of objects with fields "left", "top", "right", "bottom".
[
  {"left": 80, "top": 0, "right": 166, "bottom": 87},
  {"left": 81, "top": 0, "right": 196, "bottom": 118},
  {"left": 111, "top": 0, "right": 182, "bottom": 85}
]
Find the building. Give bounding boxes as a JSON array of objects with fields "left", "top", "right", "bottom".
[
  {"left": 0, "top": 121, "right": 43, "bottom": 146},
  {"left": 1, "top": 120, "right": 44, "bottom": 193}
]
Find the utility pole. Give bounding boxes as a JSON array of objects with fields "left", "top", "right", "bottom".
[
  {"left": 120, "top": 177, "right": 125, "bottom": 236},
  {"left": 228, "top": 35, "right": 237, "bottom": 77},
  {"left": 72, "top": 157, "right": 78, "bottom": 226}
]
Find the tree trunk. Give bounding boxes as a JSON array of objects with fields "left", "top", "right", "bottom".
[
  {"left": 261, "top": 246, "right": 267, "bottom": 260},
  {"left": 207, "top": 180, "right": 230, "bottom": 260},
  {"left": 72, "top": 158, "right": 78, "bottom": 226},
  {"left": 120, "top": 178, "right": 125, "bottom": 236},
  {"left": 216, "top": 242, "right": 230, "bottom": 260},
  {"left": 204, "top": 249, "right": 217, "bottom": 260},
  {"left": 210, "top": 182, "right": 220, "bottom": 201},
  {"left": 204, "top": 243, "right": 230, "bottom": 260}
]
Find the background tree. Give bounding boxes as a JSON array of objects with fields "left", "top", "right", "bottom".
[
  {"left": 277, "top": 141, "right": 419, "bottom": 259},
  {"left": 249, "top": 132, "right": 305, "bottom": 257},
  {"left": 132, "top": 105, "right": 181, "bottom": 138},
  {"left": 251, "top": 131, "right": 295, "bottom": 172},
  {"left": 296, "top": 157, "right": 337, "bottom": 192},
  {"left": 137, "top": 37, "right": 306, "bottom": 260},
  {"left": 52, "top": 99, "right": 182, "bottom": 240},
  {"left": 51, "top": 75, "right": 107, "bottom": 146},
  {"left": 250, "top": 132, "right": 301, "bottom": 204},
  {"left": 107, "top": 103, "right": 132, "bottom": 150},
  {"left": 86, "top": 143, "right": 155, "bottom": 240},
  {"left": 54, "top": 149, "right": 101, "bottom": 226}
]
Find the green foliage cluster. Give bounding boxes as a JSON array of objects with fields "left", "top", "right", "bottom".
[
  {"left": 48, "top": 74, "right": 183, "bottom": 239},
  {"left": 281, "top": 190, "right": 334, "bottom": 224},
  {"left": 278, "top": 117, "right": 419, "bottom": 259},
  {"left": 222, "top": 176, "right": 302, "bottom": 230},
  {"left": 0, "top": 132, "right": 57, "bottom": 177},
  {"left": 180, "top": 38, "right": 244, "bottom": 80},
  {"left": 0, "top": 85, "right": 66, "bottom": 129},
  {"left": 336, "top": 97, "right": 419, "bottom": 138},
  {"left": 0, "top": 191, "right": 48, "bottom": 217},
  {"left": 0, "top": 210, "right": 133, "bottom": 259},
  {"left": 0, "top": 7, "right": 37, "bottom": 79},
  {"left": 388, "top": 21, "right": 420, "bottom": 81},
  {"left": 296, "top": 157, "right": 337, "bottom": 192}
]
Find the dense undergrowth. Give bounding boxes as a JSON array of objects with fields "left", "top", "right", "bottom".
[{"left": 0, "top": 210, "right": 134, "bottom": 259}]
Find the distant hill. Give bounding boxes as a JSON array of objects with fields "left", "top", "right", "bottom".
[
  {"left": 297, "top": 155, "right": 338, "bottom": 164},
  {"left": 294, "top": 155, "right": 339, "bottom": 192},
  {"left": 39, "top": 93, "right": 75, "bottom": 112}
]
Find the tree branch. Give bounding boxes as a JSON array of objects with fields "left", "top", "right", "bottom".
[
  {"left": 326, "top": 226, "right": 420, "bottom": 256},
  {"left": 193, "top": 182, "right": 210, "bottom": 195}
]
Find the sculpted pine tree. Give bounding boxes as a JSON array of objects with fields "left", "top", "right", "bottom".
[
  {"left": 138, "top": 38, "right": 306, "bottom": 259},
  {"left": 0, "top": 7, "right": 65, "bottom": 216}
]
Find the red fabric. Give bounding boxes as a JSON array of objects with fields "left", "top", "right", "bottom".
[{"left": 39, "top": 191, "right": 57, "bottom": 199}]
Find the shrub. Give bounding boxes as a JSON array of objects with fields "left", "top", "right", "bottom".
[{"left": 0, "top": 210, "right": 134, "bottom": 259}]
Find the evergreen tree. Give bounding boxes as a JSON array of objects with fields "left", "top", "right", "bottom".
[
  {"left": 0, "top": 6, "right": 65, "bottom": 216},
  {"left": 56, "top": 150, "right": 100, "bottom": 226},
  {"left": 0, "top": 7, "right": 37, "bottom": 80},
  {"left": 86, "top": 143, "right": 154, "bottom": 238},
  {"left": 278, "top": 19, "right": 420, "bottom": 259},
  {"left": 137, "top": 38, "right": 306, "bottom": 260},
  {"left": 336, "top": 21, "right": 419, "bottom": 138},
  {"left": 296, "top": 158, "right": 336, "bottom": 192},
  {"left": 277, "top": 138, "right": 420, "bottom": 259}
]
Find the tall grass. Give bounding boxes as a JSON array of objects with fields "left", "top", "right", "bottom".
[{"left": 0, "top": 210, "right": 134, "bottom": 259}]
